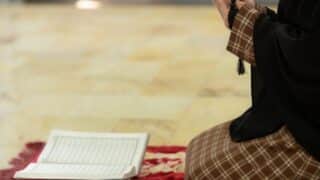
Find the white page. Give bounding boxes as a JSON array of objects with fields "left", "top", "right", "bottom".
[
  {"left": 39, "top": 130, "right": 149, "bottom": 171},
  {"left": 15, "top": 130, "right": 149, "bottom": 179},
  {"left": 40, "top": 135, "right": 138, "bottom": 165},
  {"left": 14, "top": 163, "right": 130, "bottom": 179}
]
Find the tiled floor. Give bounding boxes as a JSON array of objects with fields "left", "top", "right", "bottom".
[{"left": 0, "top": 5, "right": 251, "bottom": 168}]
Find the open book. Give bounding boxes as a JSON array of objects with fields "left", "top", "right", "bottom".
[{"left": 14, "top": 130, "right": 149, "bottom": 179}]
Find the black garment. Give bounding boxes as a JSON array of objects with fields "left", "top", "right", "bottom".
[
  {"left": 228, "top": 0, "right": 238, "bottom": 29},
  {"left": 230, "top": 0, "right": 320, "bottom": 161}
]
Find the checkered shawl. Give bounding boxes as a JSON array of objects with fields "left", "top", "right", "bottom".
[
  {"left": 227, "top": 4, "right": 267, "bottom": 65},
  {"left": 185, "top": 122, "right": 320, "bottom": 179}
]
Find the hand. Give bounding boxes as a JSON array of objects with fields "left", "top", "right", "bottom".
[
  {"left": 213, "top": 0, "right": 231, "bottom": 27},
  {"left": 213, "top": 0, "right": 257, "bottom": 28},
  {"left": 235, "top": 0, "right": 256, "bottom": 9}
]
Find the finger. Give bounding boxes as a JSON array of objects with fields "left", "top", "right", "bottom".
[
  {"left": 217, "top": 6, "right": 229, "bottom": 20},
  {"left": 215, "top": 0, "right": 229, "bottom": 7},
  {"left": 215, "top": 0, "right": 224, "bottom": 7},
  {"left": 235, "top": 1, "right": 245, "bottom": 9},
  {"left": 218, "top": 5, "right": 230, "bottom": 27},
  {"left": 216, "top": 0, "right": 229, "bottom": 15},
  {"left": 215, "top": 0, "right": 230, "bottom": 27}
]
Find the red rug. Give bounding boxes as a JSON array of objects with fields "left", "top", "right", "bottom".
[{"left": 0, "top": 142, "right": 186, "bottom": 180}]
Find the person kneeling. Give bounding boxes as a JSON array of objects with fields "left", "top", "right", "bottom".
[{"left": 185, "top": 0, "right": 320, "bottom": 179}]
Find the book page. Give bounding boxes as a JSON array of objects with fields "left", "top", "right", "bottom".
[
  {"left": 40, "top": 136, "right": 138, "bottom": 165},
  {"left": 14, "top": 163, "right": 132, "bottom": 179},
  {"left": 14, "top": 130, "right": 149, "bottom": 179},
  {"left": 38, "top": 130, "right": 149, "bottom": 170}
]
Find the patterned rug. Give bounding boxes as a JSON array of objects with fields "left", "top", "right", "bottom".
[{"left": 0, "top": 142, "right": 186, "bottom": 180}]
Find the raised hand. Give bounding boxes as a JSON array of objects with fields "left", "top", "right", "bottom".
[
  {"left": 213, "top": 0, "right": 231, "bottom": 27},
  {"left": 213, "top": 0, "right": 257, "bottom": 27},
  {"left": 236, "top": 0, "right": 256, "bottom": 9}
]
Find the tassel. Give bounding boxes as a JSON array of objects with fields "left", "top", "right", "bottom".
[{"left": 237, "top": 59, "right": 245, "bottom": 75}]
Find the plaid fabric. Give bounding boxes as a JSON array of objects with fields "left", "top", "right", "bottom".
[
  {"left": 185, "top": 122, "right": 320, "bottom": 179},
  {"left": 227, "top": 4, "right": 266, "bottom": 65}
]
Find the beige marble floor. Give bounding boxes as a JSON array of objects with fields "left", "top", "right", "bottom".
[{"left": 0, "top": 5, "right": 252, "bottom": 168}]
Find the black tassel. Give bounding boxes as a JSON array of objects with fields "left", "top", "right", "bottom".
[{"left": 238, "top": 59, "right": 245, "bottom": 75}]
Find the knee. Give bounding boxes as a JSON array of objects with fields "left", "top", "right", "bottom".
[
  {"left": 185, "top": 132, "right": 212, "bottom": 180},
  {"left": 184, "top": 123, "right": 230, "bottom": 179},
  {"left": 185, "top": 136, "right": 199, "bottom": 179}
]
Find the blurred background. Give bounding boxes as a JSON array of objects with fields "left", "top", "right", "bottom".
[
  {"left": 1, "top": 0, "right": 278, "bottom": 4},
  {"left": 0, "top": 0, "right": 277, "bottom": 168}
]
